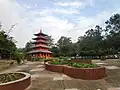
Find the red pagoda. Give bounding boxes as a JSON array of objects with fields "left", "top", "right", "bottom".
[{"left": 28, "top": 30, "right": 52, "bottom": 58}]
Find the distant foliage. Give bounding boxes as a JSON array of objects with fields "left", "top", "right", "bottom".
[{"left": 50, "top": 13, "right": 120, "bottom": 59}]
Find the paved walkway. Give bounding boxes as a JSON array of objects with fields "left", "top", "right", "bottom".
[{"left": 1, "top": 60, "right": 120, "bottom": 90}]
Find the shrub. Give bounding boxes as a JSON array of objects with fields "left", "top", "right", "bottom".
[
  {"left": 12, "top": 51, "right": 24, "bottom": 64},
  {"left": 69, "top": 62, "right": 98, "bottom": 68},
  {"left": 50, "top": 60, "right": 69, "bottom": 65},
  {"left": 0, "top": 73, "right": 25, "bottom": 84},
  {"left": 49, "top": 59, "right": 98, "bottom": 68}
]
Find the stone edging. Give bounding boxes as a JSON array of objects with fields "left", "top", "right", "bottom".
[
  {"left": 45, "top": 64, "right": 64, "bottom": 73},
  {"left": 0, "top": 72, "right": 31, "bottom": 90},
  {"left": 45, "top": 64, "right": 106, "bottom": 80}
]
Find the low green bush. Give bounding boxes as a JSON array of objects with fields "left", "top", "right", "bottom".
[
  {"left": 12, "top": 51, "right": 24, "bottom": 64},
  {"left": 50, "top": 60, "right": 69, "bottom": 65},
  {"left": 49, "top": 59, "right": 98, "bottom": 68},
  {"left": 0, "top": 73, "right": 25, "bottom": 84},
  {"left": 69, "top": 62, "right": 98, "bottom": 68}
]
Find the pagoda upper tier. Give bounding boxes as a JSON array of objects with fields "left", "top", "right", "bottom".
[
  {"left": 32, "top": 40, "right": 47, "bottom": 44},
  {"left": 32, "top": 44, "right": 49, "bottom": 48},
  {"left": 32, "top": 36, "right": 47, "bottom": 40},
  {"left": 34, "top": 31, "right": 47, "bottom": 36}
]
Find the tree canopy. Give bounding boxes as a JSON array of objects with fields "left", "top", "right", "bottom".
[{"left": 50, "top": 13, "right": 120, "bottom": 58}]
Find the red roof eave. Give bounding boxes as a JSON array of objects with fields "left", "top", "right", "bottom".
[
  {"left": 27, "top": 50, "right": 52, "bottom": 54},
  {"left": 32, "top": 45, "right": 49, "bottom": 48}
]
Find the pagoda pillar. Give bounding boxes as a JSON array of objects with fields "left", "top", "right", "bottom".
[
  {"left": 46, "top": 54, "right": 47, "bottom": 58},
  {"left": 46, "top": 54, "right": 48, "bottom": 58}
]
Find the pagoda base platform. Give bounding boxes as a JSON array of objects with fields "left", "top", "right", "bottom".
[{"left": 32, "top": 53, "right": 52, "bottom": 59}]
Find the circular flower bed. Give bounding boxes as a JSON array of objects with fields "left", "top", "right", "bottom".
[
  {"left": 45, "top": 64, "right": 64, "bottom": 73},
  {"left": 45, "top": 60, "right": 68, "bottom": 73},
  {"left": 45, "top": 60, "right": 106, "bottom": 80},
  {"left": 0, "top": 72, "right": 31, "bottom": 90},
  {"left": 63, "top": 65, "right": 106, "bottom": 80}
]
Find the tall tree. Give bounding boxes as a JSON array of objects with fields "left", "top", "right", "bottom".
[
  {"left": 50, "top": 46, "right": 60, "bottom": 57},
  {"left": 24, "top": 41, "right": 33, "bottom": 53},
  {"left": 105, "top": 13, "right": 120, "bottom": 53},
  {"left": 57, "top": 36, "right": 73, "bottom": 56},
  {"left": 77, "top": 25, "right": 104, "bottom": 56},
  {"left": 0, "top": 29, "right": 17, "bottom": 59},
  {"left": 46, "top": 35, "right": 54, "bottom": 48}
]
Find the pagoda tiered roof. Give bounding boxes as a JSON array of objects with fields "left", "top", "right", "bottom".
[
  {"left": 32, "top": 44, "right": 49, "bottom": 48},
  {"left": 32, "top": 40, "right": 47, "bottom": 44},
  {"left": 34, "top": 31, "right": 48, "bottom": 36},
  {"left": 32, "top": 36, "right": 47, "bottom": 40},
  {"left": 28, "top": 50, "right": 52, "bottom": 54}
]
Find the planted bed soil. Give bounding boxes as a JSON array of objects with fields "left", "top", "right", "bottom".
[{"left": 0, "top": 73, "right": 25, "bottom": 84}]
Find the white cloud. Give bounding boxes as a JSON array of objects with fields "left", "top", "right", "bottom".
[
  {"left": 0, "top": 0, "right": 119, "bottom": 48},
  {"left": 0, "top": 0, "right": 20, "bottom": 29},
  {"left": 0, "top": 0, "right": 31, "bottom": 47},
  {"left": 23, "top": 4, "right": 38, "bottom": 9},
  {"left": 0, "top": 0, "right": 75, "bottom": 47},
  {"left": 55, "top": 1, "right": 83, "bottom": 7},
  {"left": 40, "top": 8, "right": 79, "bottom": 15},
  {"left": 28, "top": 15, "right": 74, "bottom": 43},
  {"left": 23, "top": 4, "right": 31, "bottom": 9},
  {"left": 55, "top": 0, "right": 94, "bottom": 8}
]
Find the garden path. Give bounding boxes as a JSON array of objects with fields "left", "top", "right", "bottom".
[{"left": 1, "top": 60, "right": 120, "bottom": 90}]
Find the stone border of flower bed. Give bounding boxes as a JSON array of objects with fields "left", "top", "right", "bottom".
[
  {"left": 0, "top": 72, "right": 31, "bottom": 90},
  {"left": 45, "top": 64, "right": 106, "bottom": 80},
  {"left": 45, "top": 64, "right": 64, "bottom": 73},
  {"left": 63, "top": 66, "right": 106, "bottom": 80}
]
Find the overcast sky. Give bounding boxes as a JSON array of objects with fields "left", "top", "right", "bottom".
[{"left": 0, "top": 0, "right": 120, "bottom": 47}]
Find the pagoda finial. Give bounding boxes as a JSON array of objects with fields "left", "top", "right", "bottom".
[{"left": 40, "top": 29, "right": 42, "bottom": 33}]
